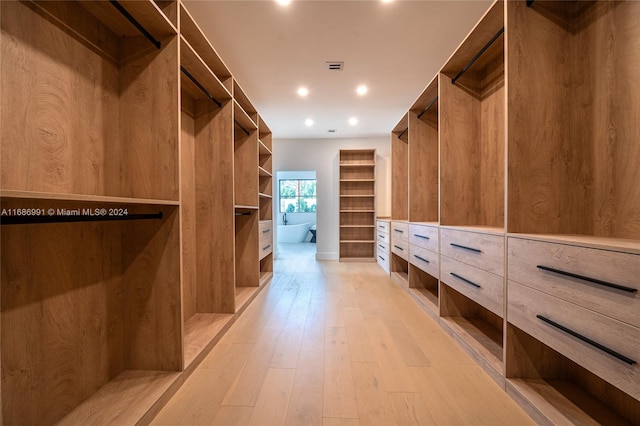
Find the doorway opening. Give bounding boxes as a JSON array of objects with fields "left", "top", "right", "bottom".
[{"left": 275, "top": 170, "right": 317, "bottom": 258}]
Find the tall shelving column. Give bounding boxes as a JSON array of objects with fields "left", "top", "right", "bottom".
[
  {"left": 339, "top": 149, "right": 376, "bottom": 261},
  {"left": 258, "top": 116, "right": 274, "bottom": 285},
  {"left": 0, "top": 1, "right": 182, "bottom": 424},
  {"left": 390, "top": 116, "right": 410, "bottom": 283}
]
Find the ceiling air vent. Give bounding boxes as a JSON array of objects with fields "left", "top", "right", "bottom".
[
  {"left": 326, "top": 61, "right": 344, "bottom": 71},
  {"left": 328, "top": 129, "right": 337, "bottom": 133}
]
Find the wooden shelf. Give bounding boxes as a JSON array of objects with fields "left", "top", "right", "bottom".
[
  {"left": 180, "top": 36, "right": 231, "bottom": 103},
  {"left": 259, "top": 139, "right": 272, "bottom": 155},
  {"left": 339, "top": 240, "right": 375, "bottom": 244},
  {"left": 507, "top": 233, "right": 640, "bottom": 255},
  {"left": 340, "top": 194, "right": 375, "bottom": 198},
  {"left": 258, "top": 166, "right": 272, "bottom": 177},
  {"left": 340, "top": 225, "right": 375, "bottom": 228},
  {"left": 339, "top": 162, "right": 376, "bottom": 167},
  {"left": 233, "top": 79, "right": 258, "bottom": 123},
  {"left": 234, "top": 205, "right": 259, "bottom": 210},
  {"left": 340, "top": 209, "right": 375, "bottom": 213},
  {"left": 439, "top": 225, "right": 505, "bottom": 236},
  {"left": 183, "top": 313, "right": 234, "bottom": 369},
  {"left": 0, "top": 190, "right": 179, "bottom": 206},
  {"left": 233, "top": 100, "right": 258, "bottom": 133},
  {"left": 340, "top": 179, "right": 375, "bottom": 182},
  {"left": 258, "top": 193, "right": 272, "bottom": 199}
]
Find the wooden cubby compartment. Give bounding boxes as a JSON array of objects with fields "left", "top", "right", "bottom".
[
  {"left": 234, "top": 102, "right": 259, "bottom": 208},
  {"left": 439, "top": 0, "right": 504, "bottom": 229},
  {"left": 390, "top": 254, "right": 409, "bottom": 288},
  {"left": 0, "top": 0, "right": 179, "bottom": 202},
  {"left": 408, "top": 264, "right": 439, "bottom": 316},
  {"left": 408, "top": 79, "right": 439, "bottom": 223},
  {"left": 506, "top": 323, "right": 640, "bottom": 425},
  {"left": 339, "top": 150, "right": 376, "bottom": 261},
  {"left": 235, "top": 209, "right": 259, "bottom": 288},
  {"left": 391, "top": 115, "right": 409, "bottom": 221},
  {"left": 507, "top": 0, "right": 640, "bottom": 241},
  {"left": 439, "top": 283, "right": 504, "bottom": 386},
  {"left": 0, "top": 199, "right": 181, "bottom": 425}
]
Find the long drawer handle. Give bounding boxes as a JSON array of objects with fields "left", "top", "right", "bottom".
[
  {"left": 450, "top": 243, "right": 481, "bottom": 253},
  {"left": 536, "top": 315, "right": 636, "bottom": 366},
  {"left": 414, "top": 255, "right": 429, "bottom": 263},
  {"left": 378, "top": 244, "right": 385, "bottom": 249},
  {"left": 378, "top": 225, "right": 385, "bottom": 229},
  {"left": 394, "top": 229, "right": 404, "bottom": 233},
  {"left": 379, "top": 255, "right": 386, "bottom": 261},
  {"left": 263, "top": 244, "right": 271, "bottom": 250},
  {"left": 378, "top": 234, "right": 385, "bottom": 239},
  {"left": 262, "top": 229, "right": 271, "bottom": 233},
  {"left": 536, "top": 265, "right": 637, "bottom": 294},
  {"left": 393, "top": 245, "right": 404, "bottom": 251},
  {"left": 450, "top": 272, "right": 481, "bottom": 288},
  {"left": 414, "top": 234, "right": 429, "bottom": 240}
]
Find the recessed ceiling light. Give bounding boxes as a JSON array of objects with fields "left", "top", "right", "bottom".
[
  {"left": 305, "top": 118, "right": 314, "bottom": 127},
  {"left": 356, "top": 85, "right": 368, "bottom": 96},
  {"left": 348, "top": 117, "right": 358, "bottom": 126},
  {"left": 276, "top": 0, "right": 291, "bottom": 6},
  {"left": 297, "top": 87, "right": 309, "bottom": 97},
  {"left": 381, "top": 0, "right": 394, "bottom": 3}
]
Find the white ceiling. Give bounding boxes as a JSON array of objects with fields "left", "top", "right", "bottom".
[{"left": 183, "top": 0, "right": 493, "bottom": 139}]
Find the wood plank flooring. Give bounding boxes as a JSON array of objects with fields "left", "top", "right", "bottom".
[{"left": 152, "top": 243, "right": 534, "bottom": 425}]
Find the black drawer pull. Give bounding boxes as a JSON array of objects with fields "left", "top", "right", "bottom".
[
  {"left": 414, "top": 234, "right": 429, "bottom": 240},
  {"left": 378, "top": 225, "right": 385, "bottom": 229},
  {"left": 378, "top": 244, "right": 385, "bottom": 249},
  {"left": 414, "top": 255, "right": 429, "bottom": 264},
  {"left": 263, "top": 244, "right": 271, "bottom": 250},
  {"left": 450, "top": 272, "right": 481, "bottom": 288},
  {"left": 262, "top": 229, "right": 271, "bottom": 233},
  {"left": 379, "top": 255, "right": 386, "bottom": 261},
  {"left": 536, "top": 265, "right": 637, "bottom": 294},
  {"left": 450, "top": 243, "right": 481, "bottom": 253},
  {"left": 378, "top": 234, "right": 385, "bottom": 239},
  {"left": 393, "top": 245, "right": 404, "bottom": 251},
  {"left": 394, "top": 229, "right": 404, "bottom": 233},
  {"left": 537, "top": 315, "right": 636, "bottom": 366}
]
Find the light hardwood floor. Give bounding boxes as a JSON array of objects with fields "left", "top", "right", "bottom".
[{"left": 152, "top": 243, "right": 534, "bottom": 425}]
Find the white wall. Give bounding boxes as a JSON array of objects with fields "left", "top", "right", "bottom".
[
  {"left": 273, "top": 137, "right": 391, "bottom": 260},
  {"left": 276, "top": 171, "right": 317, "bottom": 241}
]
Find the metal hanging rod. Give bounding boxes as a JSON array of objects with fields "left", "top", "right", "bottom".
[
  {"left": 416, "top": 95, "right": 438, "bottom": 120},
  {"left": 1, "top": 212, "right": 163, "bottom": 226},
  {"left": 451, "top": 27, "right": 504, "bottom": 85},
  {"left": 109, "top": 0, "right": 161, "bottom": 50},
  {"left": 180, "top": 66, "right": 222, "bottom": 108},
  {"left": 234, "top": 211, "right": 252, "bottom": 216},
  {"left": 397, "top": 128, "right": 408, "bottom": 140},
  {"left": 526, "top": 0, "right": 535, "bottom": 6},
  {"left": 234, "top": 120, "right": 251, "bottom": 136}
]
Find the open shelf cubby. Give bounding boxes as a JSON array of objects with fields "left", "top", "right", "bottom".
[
  {"left": 507, "top": 0, "right": 640, "bottom": 242},
  {"left": 439, "top": 0, "right": 504, "bottom": 229},
  {"left": 390, "top": 254, "right": 409, "bottom": 288},
  {"left": 439, "top": 283, "right": 504, "bottom": 386},
  {"left": 391, "top": 115, "right": 409, "bottom": 221},
  {"left": 408, "top": 264, "right": 439, "bottom": 319}
]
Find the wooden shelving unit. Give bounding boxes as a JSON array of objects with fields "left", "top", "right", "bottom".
[
  {"left": 0, "top": 1, "right": 274, "bottom": 423},
  {"left": 258, "top": 116, "right": 274, "bottom": 285},
  {"left": 339, "top": 149, "right": 376, "bottom": 261}
]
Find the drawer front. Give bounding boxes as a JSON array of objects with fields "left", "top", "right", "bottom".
[
  {"left": 508, "top": 237, "right": 640, "bottom": 328},
  {"left": 377, "top": 251, "right": 390, "bottom": 273},
  {"left": 391, "top": 221, "right": 409, "bottom": 241},
  {"left": 409, "top": 244, "right": 439, "bottom": 279},
  {"left": 259, "top": 221, "right": 273, "bottom": 245},
  {"left": 377, "top": 230, "right": 390, "bottom": 245},
  {"left": 409, "top": 223, "right": 439, "bottom": 252},
  {"left": 376, "top": 240, "right": 390, "bottom": 255},
  {"left": 376, "top": 220, "right": 390, "bottom": 233},
  {"left": 440, "top": 256, "right": 504, "bottom": 317},
  {"left": 391, "top": 238, "right": 409, "bottom": 261},
  {"left": 508, "top": 281, "right": 640, "bottom": 399},
  {"left": 440, "top": 228, "right": 504, "bottom": 276},
  {"left": 259, "top": 240, "right": 273, "bottom": 260},
  {"left": 259, "top": 220, "right": 273, "bottom": 235}
]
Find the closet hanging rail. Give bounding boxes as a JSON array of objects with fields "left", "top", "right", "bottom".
[
  {"left": 451, "top": 27, "right": 504, "bottom": 85},
  {"left": 1, "top": 212, "right": 163, "bottom": 225},
  {"left": 526, "top": 0, "right": 535, "bottom": 6},
  {"left": 180, "top": 66, "right": 222, "bottom": 108},
  {"left": 397, "top": 128, "right": 408, "bottom": 140},
  {"left": 234, "top": 120, "right": 251, "bottom": 136},
  {"left": 416, "top": 95, "right": 438, "bottom": 120},
  {"left": 234, "top": 211, "right": 252, "bottom": 216},
  {"left": 109, "top": 0, "right": 161, "bottom": 49}
]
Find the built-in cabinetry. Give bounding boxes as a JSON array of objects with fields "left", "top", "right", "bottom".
[
  {"left": 339, "top": 149, "right": 376, "bottom": 261},
  {"left": 376, "top": 219, "right": 391, "bottom": 274},
  {"left": 0, "top": 1, "right": 274, "bottom": 424},
  {"left": 389, "top": 0, "right": 640, "bottom": 423}
]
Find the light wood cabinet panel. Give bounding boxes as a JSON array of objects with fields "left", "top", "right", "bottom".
[
  {"left": 409, "top": 244, "right": 439, "bottom": 279},
  {"left": 390, "top": 221, "right": 409, "bottom": 241},
  {"left": 391, "top": 238, "right": 409, "bottom": 261},
  {"left": 408, "top": 223, "right": 439, "bottom": 252},
  {"left": 440, "top": 227, "right": 504, "bottom": 276}
]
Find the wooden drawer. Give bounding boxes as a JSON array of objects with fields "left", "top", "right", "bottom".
[
  {"left": 259, "top": 221, "right": 273, "bottom": 244},
  {"left": 409, "top": 244, "right": 439, "bottom": 279},
  {"left": 259, "top": 240, "right": 273, "bottom": 260},
  {"left": 376, "top": 220, "right": 390, "bottom": 233},
  {"left": 377, "top": 230, "right": 390, "bottom": 245},
  {"left": 391, "top": 221, "right": 409, "bottom": 241},
  {"left": 409, "top": 223, "right": 439, "bottom": 253},
  {"left": 440, "top": 228, "right": 504, "bottom": 276},
  {"left": 391, "top": 238, "right": 409, "bottom": 261},
  {"left": 377, "top": 251, "right": 390, "bottom": 273},
  {"left": 508, "top": 237, "right": 640, "bottom": 328},
  {"left": 376, "top": 240, "right": 390, "bottom": 255},
  {"left": 440, "top": 255, "right": 504, "bottom": 317},
  {"left": 508, "top": 281, "right": 640, "bottom": 399}
]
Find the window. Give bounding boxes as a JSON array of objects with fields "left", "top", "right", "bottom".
[{"left": 279, "top": 179, "right": 317, "bottom": 213}]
